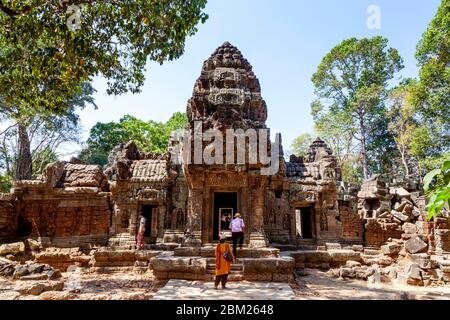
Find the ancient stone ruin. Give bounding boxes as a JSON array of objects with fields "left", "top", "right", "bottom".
[{"left": 0, "top": 42, "right": 449, "bottom": 290}]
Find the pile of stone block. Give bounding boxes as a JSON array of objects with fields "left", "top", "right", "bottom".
[
  {"left": 358, "top": 174, "right": 432, "bottom": 247},
  {"left": 0, "top": 258, "right": 62, "bottom": 281},
  {"left": 358, "top": 175, "right": 423, "bottom": 221},
  {"left": 326, "top": 217, "right": 450, "bottom": 286}
]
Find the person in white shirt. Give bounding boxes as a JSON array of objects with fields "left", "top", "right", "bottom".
[{"left": 230, "top": 213, "right": 245, "bottom": 257}]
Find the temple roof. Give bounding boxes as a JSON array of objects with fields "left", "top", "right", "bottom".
[
  {"left": 129, "top": 160, "right": 168, "bottom": 183},
  {"left": 286, "top": 162, "right": 307, "bottom": 178},
  {"left": 203, "top": 41, "right": 252, "bottom": 70}
]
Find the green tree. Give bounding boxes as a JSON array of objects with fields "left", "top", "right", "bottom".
[
  {"left": 290, "top": 133, "right": 314, "bottom": 157},
  {"left": 311, "top": 36, "right": 404, "bottom": 179},
  {"left": 0, "top": 83, "right": 94, "bottom": 179},
  {"left": 0, "top": 1, "right": 208, "bottom": 112},
  {"left": 311, "top": 100, "right": 361, "bottom": 181},
  {"left": 79, "top": 112, "right": 188, "bottom": 166},
  {"left": 410, "top": 0, "right": 450, "bottom": 174},
  {"left": 387, "top": 80, "right": 418, "bottom": 178},
  {"left": 413, "top": 0, "right": 450, "bottom": 127},
  {"left": 0, "top": 174, "right": 12, "bottom": 193},
  {"left": 0, "top": 109, "right": 82, "bottom": 180},
  {"left": 0, "top": 1, "right": 207, "bottom": 179}
]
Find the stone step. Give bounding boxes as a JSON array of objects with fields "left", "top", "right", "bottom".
[
  {"left": 206, "top": 269, "right": 244, "bottom": 274},
  {"left": 203, "top": 243, "right": 250, "bottom": 248},
  {"left": 174, "top": 246, "right": 280, "bottom": 258},
  {"left": 203, "top": 274, "right": 245, "bottom": 281},
  {"left": 205, "top": 257, "right": 246, "bottom": 264},
  {"left": 297, "top": 240, "right": 316, "bottom": 246},
  {"left": 363, "top": 248, "right": 381, "bottom": 256},
  {"left": 206, "top": 264, "right": 243, "bottom": 271},
  {"left": 297, "top": 245, "right": 319, "bottom": 251},
  {"left": 270, "top": 244, "right": 298, "bottom": 251},
  {"left": 326, "top": 243, "right": 342, "bottom": 250},
  {"left": 144, "top": 243, "right": 179, "bottom": 251}
]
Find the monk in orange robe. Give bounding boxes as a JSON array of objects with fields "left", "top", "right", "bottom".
[{"left": 215, "top": 236, "right": 233, "bottom": 289}]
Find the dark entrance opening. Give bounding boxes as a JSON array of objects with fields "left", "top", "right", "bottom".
[
  {"left": 296, "top": 207, "right": 314, "bottom": 239},
  {"left": 141, "top": 205, "right": 155, "bottom": 237},
  {"left": 213, "top": 192, "right": 238, "bottom": 241},
  {"left": 17, "top": 214, "right": 32, "bottom": 237}
]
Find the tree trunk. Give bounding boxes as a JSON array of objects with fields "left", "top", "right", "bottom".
[
  {"left": 400, "top": 148, "right": 410, "bottom": 178},
  {"left": 358, "top": 111, "right": 369, "bottom": 179},
  {"left": 15, "top": 124, "right": 32, "bottom": 180}
]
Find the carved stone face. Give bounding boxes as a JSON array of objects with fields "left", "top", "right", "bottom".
[
  {"left": 187, "top": 42, "right": 267, "bottom": 127},
  {"left": 213, "top": 68, "right": 241, "bottom": 86},
  {"left": 208, "top": 88, "right": 245, "bottom": 106}
]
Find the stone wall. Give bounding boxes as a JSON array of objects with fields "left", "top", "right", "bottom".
[
  {"left": 0, "top": 194, "right": 17, "bottom": 241},
  {"left": 340, "top": 206, "right": 363, "bottom": 242},
  {"left": 265, "top": 187, "right": 291, "bottom": 243},
  {"left": 105, "top": 142, "right": 173, "bottom": 247},
  {"left": 358, "top": 175, "right": 428, "bottom": 247},
  {"left": 1, "top": 160, "right": 112, "bottom": 248},
  {"left": 364, "top": 218, "right": 403, "bottom": 247},
  {"left": 16, "top": 193, "right": 110, "bottom": 248},
  {"left": 434, "top": 218, "right": 450, "bottom": 254}
]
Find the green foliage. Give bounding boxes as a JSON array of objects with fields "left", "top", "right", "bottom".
[
  {"left": 0, "top": 174, "right": 12, "bottom": 192},
  {"left": 290, "top": 133, "right": 314, "bottom": 156},
  {"left": 79, "top": 112, "right": 188, "bottom": 166},
  {"left": 0, "top": 1, "right": 208, "bottom": 116},
  {"left": 0, "top": 1, "right": 205, "bottom": 178},
  {"left": 339, "top": 158, "right": 364, "bottom": 184},
  {"left": 32, "top": 147, "right": 59, "bottom": 179},
  {"left": 312, "top": 37, "right": 403, "bottom": 106},
  {"left": 366, "top": 108, "right": 398, "bottom": 175},
  {"left": 311, "top": 102, "right": 361, "bottom": 182},
  {"left": 0, "top": 83, "right": 91, "bottom": 180},
  {"left": 0, "top": 112, "right": 81, "bottom": 179},
  {"left": 414, "top": 0, "right": 450, "bottom": 126},
  {"left": 424, "top": 154, "right": 450, "bottom": 220},
  {"left": 311, "top": 36, "right": 403, "bottom": 179},
  {"left": 410, "top": 0, "right": 450, "bottom": 177}
]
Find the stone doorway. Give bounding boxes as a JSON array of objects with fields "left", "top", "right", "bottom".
[
  {"left": 295, "top": 207, "right": 315, "bottom": 239},
  {"left": 141, "top": 205, "right": 156, "bottom": 238},
  {"left": 213, "top": 192, "right": 238, "bottom": 241}
]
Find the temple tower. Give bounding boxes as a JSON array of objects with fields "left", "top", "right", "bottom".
[{"left": 182, "top": 42, "right": 272, "bottom": 247}]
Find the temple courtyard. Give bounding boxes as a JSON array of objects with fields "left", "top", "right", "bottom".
[{"left": 1, "top": 268, "right": 450, "bottom": 300}]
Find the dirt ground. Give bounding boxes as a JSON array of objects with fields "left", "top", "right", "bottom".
[
  {"left": 0, "top": 270, "right": 167, "bottom": 300},
  {"left": 291, "top": 268, "right": 450, "bottom": 300},
  {"left": 1, "top": 268, "right": 450, "bottom": 300}
]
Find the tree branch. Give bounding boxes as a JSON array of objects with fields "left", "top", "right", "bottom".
[
  {"left": 0, "top": 123, "right": 16, "bottom": 137},
  {"left": 0, "top": 4, "right": 31, "bottom": 16}
]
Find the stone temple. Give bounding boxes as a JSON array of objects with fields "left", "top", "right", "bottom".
[{"left": 1, "top": 42, "right": 449, "bottom": 285}]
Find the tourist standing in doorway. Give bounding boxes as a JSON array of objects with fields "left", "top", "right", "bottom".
[
  {"left": 230, "top": 213, "right": 245, "bottom": 258},
  {"left": 136, "top": 215, "right": 147, "bottom": 250},
  {"left": 215, "top": 235, "right": 233, "bottom": 290}
]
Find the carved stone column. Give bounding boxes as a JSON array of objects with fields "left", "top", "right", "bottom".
[
  {"left": 184, "top": 186, "right": 203, "bottom": 247},
  {"left": 156, "top": 206, "right": 166, "bottom": 243},
  {"left": 249, "top": 175, "right": 269, "bottom": 248}
]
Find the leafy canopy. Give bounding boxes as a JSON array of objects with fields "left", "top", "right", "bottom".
[
  {"left": 290, "top": 133, "right": 314, "bottom": 157},
  {"left": 79, "top": 112, "right": 188, "bottom": 166},
  {"left": 0, "top": 0, "right": 208, "bottom": 115},
  {"left": 414, "top": 0, "right": 450, "bottom": 125},
  {"left": 311, "top": 36, "right": 403, "bottom": 179}
]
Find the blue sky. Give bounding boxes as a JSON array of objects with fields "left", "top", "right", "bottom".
[{"left": 75, "top": 0, "right": 441, "bottom": 156}]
